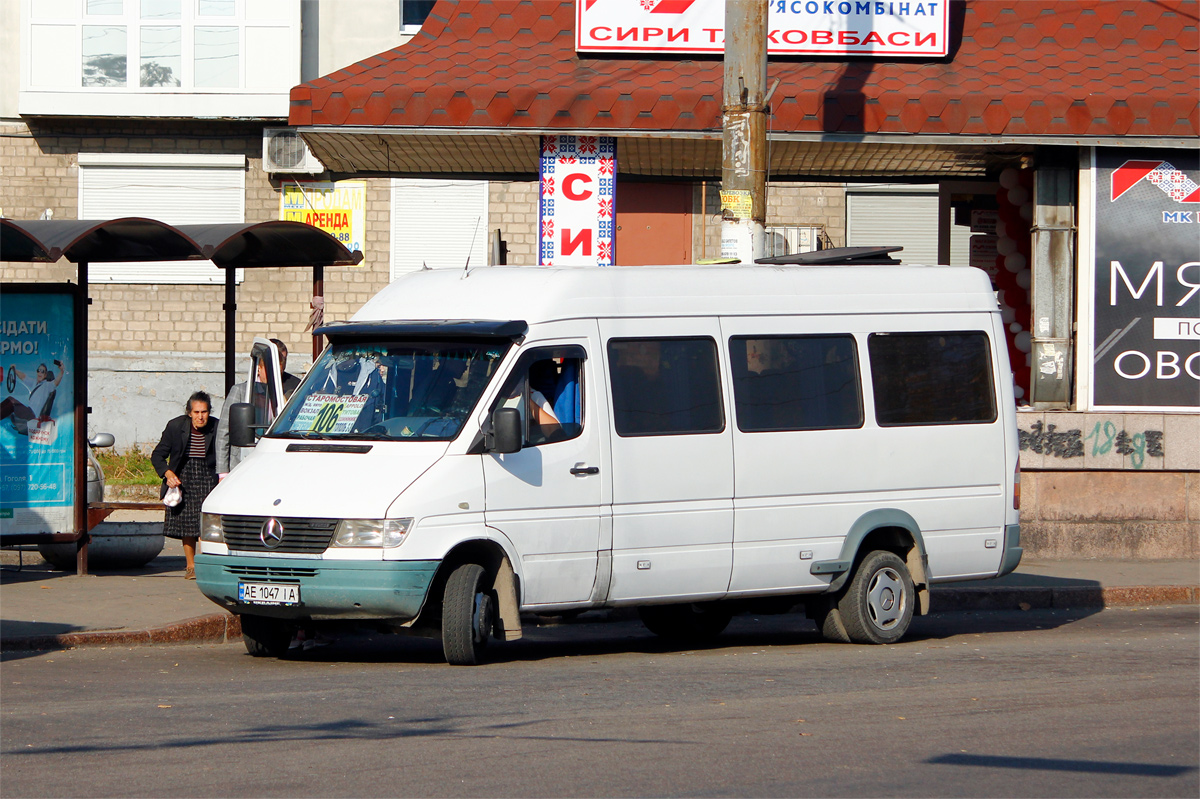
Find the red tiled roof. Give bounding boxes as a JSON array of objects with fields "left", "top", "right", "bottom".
[{"left": 291, "top": 0, "right": 1199, "bottom": 139}]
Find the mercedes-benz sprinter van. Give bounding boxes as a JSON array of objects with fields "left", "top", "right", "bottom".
[{"left": 196, "top": 264, "right": 1021, "bottom": 665}]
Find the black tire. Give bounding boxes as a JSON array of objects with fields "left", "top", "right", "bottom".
[
  {"left": 808, "top": 596, "right": 852, "bottom": 644},
  {"left": 837, "top": 550, "right": 915, "bottom": 644},
  {"left": 638, "top": 603, "right": 733, "bottom": 642},
  {"left": 441, "top": 563, "right": 496, "bottom": 666},
  {"left": 240, "top": 614, "right": 291, "bottom": 658}
]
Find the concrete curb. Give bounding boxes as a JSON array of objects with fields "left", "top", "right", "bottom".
[
  {"left": 1, "top": 586, "right": 1195, "bottom": 652},
  {"left": 1, "top": 613, "right": 243, "bottom": 652}
]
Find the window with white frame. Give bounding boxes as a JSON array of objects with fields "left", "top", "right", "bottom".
[
  {"left": 22, "top": 0, "right": 298, "bottom": 117},
  {"left": 78, "top": 153, "right": 246, "bottom": 284},
  {"left": 391, "top": 179, "right": 489, "bottom": 279},
  {"left": 400, "top": 0, "right": 435, "bottom": 32}
]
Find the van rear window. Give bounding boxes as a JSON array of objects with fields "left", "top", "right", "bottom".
[
  {"left": 730, "top": 335, "right": 863, "bottom": 432},
  {"left": 608, "top": 338, "right": 724, "bottom": 436},
  {"left": 868, "top": 332, "right": 997, "bottom": 426}
]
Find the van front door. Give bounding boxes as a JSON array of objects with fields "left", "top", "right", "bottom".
[
  {"left": 483, "top": 338, "right": 608, "bottom": 607},
  {"left": 601, "top": 320, "right": 734, "bottom": 602}
]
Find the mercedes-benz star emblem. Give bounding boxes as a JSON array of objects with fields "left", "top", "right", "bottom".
[{"left": 260, "top": 518, "right": 284, "bottom": 549}]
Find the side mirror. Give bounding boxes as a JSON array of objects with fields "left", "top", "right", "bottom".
[
  {"left": 488, "top": 407, "right": 522, "bottom": 454},
  {"left": 88, "top": 432, "right": 115, "bottom": 448},
  {"left": 229, "top": 402, "right": 258, "bottom": 448}
]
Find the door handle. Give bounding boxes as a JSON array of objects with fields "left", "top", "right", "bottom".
[{"left": 570, "top": 464, "right": 600, "bottom": 476}]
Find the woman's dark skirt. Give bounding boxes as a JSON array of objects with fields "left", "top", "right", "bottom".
[{"left": 162, "top": 458, "right": 217, "bottom": 540}]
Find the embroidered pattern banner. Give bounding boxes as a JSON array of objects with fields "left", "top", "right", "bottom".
[{"left": 539, "top": 135, "right": 616, "bottom": 267}]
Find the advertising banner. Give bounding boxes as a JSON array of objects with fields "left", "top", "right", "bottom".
[
  {"left": 576, "top": 0, "right": 948, "bottom": 57},
  {"left": 539, "top": 135, "right": 617, "bottom": 267},
  {"left": 281, "top": 180, "right": 366, "bottom": 258},
  {"left": 0, "top": 290, "right": 76, "bottom": 534},
  {"left": 1091, "top": 149, "right": 1200, "bottom": 410}
]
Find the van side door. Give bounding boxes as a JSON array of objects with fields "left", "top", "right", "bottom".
[
  {"left": 600, "top": 319, "right": 734, "bottom": 602},
  {"left": 482, "top": 332, "right": 609, "bottom": 607}
]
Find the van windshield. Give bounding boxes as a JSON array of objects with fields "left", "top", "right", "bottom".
[{"left": 269, "top": 339, "right": 510, "bottom": 441}]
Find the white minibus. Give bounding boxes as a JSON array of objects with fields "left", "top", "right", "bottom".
[{"left": 196, "top": 262, "right": 1021, "bottom": 664}]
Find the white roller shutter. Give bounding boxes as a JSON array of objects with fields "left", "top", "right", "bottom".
[
  {"left": 79, "top": 155, "right": 245, "bottom": 283},
  {"left": 391, "top": 179, "right": 489, "bottom": 280},
  {"left": 847, "top": 186, "right": 970, "bottom": 266}
]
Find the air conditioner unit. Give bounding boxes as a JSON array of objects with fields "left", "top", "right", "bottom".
[{"left": 262, "top": 128, "right": 325, "bottom": 174}]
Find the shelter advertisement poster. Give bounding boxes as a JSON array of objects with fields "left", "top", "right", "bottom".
[
  {"left": 539, "top": 136, "right": 616, "bottom": 267},
  {"left": 0, "top": 291, "right": 76, "bottom": 534},
  {"left": 576, "top": 0, "right": 949, "bottom": 57},
  {"left": 280, "top": 180, "right": 366, "bottom": 258},
  {"left": 1091, "top": 149, "right": 1200, "bottom": 411}
]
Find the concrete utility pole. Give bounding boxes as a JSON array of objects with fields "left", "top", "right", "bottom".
[{"left": 720, "top": 0, "right": 769, "bottom": 262}]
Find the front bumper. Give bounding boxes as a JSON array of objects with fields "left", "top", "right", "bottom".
[{"left": 195, "top": 553, "right": 439, "bottom": 621}]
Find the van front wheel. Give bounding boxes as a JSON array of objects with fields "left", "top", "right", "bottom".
[
  {"left": 441, "top": 563, "right": 496, "bottom": 666},
  {"left": 839, "top": 550, "right": 914, "bottom": 644},
  {"left": 240, "top": 614, "right": 291, "bottom": 658}
]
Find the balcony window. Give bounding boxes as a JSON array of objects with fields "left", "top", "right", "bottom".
[{"left": 83, "top": 25, "right": 127, "bottom": 86}]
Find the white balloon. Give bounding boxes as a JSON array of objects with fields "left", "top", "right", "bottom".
[
  {"left": 999, "top": 168, "right": 1019, "bottom": 189},
  {"left": 997, "top": 237, "right": 1017, "bottom": 256},
  {"left": 995, "top": 219, "right": 1006, "bottom": 238},
  {"left": 1007, "top": 186, "right": 1029, "bottom": 205},
  {"left": 1014, "top": 385, "right": 1025, "bottom": 399},
  {"left": 1001, "top": 305, "right": 1016, "bottom": 323},
  {"left": 1006, "top": 253, "right": 1027, "bottom": 273},
  {"left": 1015, "top": 269, "right": 1032, "bottom": 289},
  {"left": 1009, "top": 322, "right": 1023, "bottom": 333},
  {"left": 1015, "top": 331, "right": 1032, "bottom": 352},
  {"left": 1019, "top": 203, "right": 1033, "bottom": 222}
]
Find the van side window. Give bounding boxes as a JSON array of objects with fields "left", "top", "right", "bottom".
[
  {"left": 608, "top": 337, "right": 724, "bottom": 436},
  {"left": 499, "top": 353, "right": 584, "bottom": 446},
  {"left": 730, "top": 335, "right": 863, "bottom": 432},
  {"left": 868, "top": 332, "right": 997, "bottom": 426}
]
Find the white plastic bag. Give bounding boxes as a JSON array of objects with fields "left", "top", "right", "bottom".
[{"left": 163, "top": 485, "right": 183, "bottom": 508}]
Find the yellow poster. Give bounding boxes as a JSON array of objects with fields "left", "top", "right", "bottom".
[{"left": 280, "top": 180, "right": 366, "bottom": 261}]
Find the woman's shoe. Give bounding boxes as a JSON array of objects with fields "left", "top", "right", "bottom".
[{"left": 184, "top": 567, "right": 196, "bottom": 580}]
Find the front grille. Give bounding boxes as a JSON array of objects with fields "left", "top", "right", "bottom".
[
  {"left": 226, "top": 564, "right": 319, "bottom": 580},
  {"left": 220, "top": 515, "right": 337, "bottom": 554}
]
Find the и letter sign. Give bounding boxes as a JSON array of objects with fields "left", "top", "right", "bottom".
[{"left": 539, "top": 135, "right": 616, "bottom": 266}]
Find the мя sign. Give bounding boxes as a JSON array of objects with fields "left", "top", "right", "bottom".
[
  {"left": 577, "top": 0, "right": 948, "bottom": 57},
  {"left": 1091, "top": 149, "right": 1200, "bottom": 411}
]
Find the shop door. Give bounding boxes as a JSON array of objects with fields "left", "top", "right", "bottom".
[{"left": 615, "top": 182, "right": 692, "bottom": 265}]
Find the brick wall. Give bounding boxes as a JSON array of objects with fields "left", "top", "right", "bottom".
[
  {"left": 694, "top": 180, "right": 848, "bottom": 259},
  {"left": 488, "top": 180, "right": 538, "bottom": 266}
]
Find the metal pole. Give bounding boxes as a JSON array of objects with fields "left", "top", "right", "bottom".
[
  {"left": 223, "top": 266, "right": 236, "bottom": 393},
  {"left": 1030, "top": 166, "right": 1076, "bottom": 408},
  {"left": 74, "top": 261, "right": 89, "bottom": 576},
  {"left": 312, "top": 265, "right": 325, "bottom": 361},
  {"left": 720, "top": 0, "right": 769, "bottom": 263}
]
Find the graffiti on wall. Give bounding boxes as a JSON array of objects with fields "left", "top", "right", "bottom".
[{"left": 1019, "top": 419, "right": 1166, "bottom": 469}]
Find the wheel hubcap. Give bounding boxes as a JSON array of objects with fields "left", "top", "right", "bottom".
[
  {"left": 866, "top": 567, "right": 906, "bottom": 630},
  {"left": 472, "top": 592, "right": 493, "bottom": 644}
]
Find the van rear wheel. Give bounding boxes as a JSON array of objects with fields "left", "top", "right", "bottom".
[
  {"left": 638, "top": 603, "right": 733, "bottom": 642},
  {"left": 240, "top": 614, "right": 291, "bottom": 658},
  {"left": 838, "top": 550, "right": 914, "bottom": 644},
  {"left": 441, "top": 563, "right": 496, "bottom": 666}
]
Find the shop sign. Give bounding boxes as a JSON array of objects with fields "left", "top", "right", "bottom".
[
  {"left": 576, "top": 0, "right": 948, "bottom": 57},
  {"left": 0, "top": 290, "right": 76, "bottom": 534},
  {"left": 1091, "top": 149, "right": 1200, "bottom": 411},
  {"left": 539, "top": 135, "right": 617, "bottom": 267},
  {"left": 281, "top": 180, "right": 366, "bottom": 258}
]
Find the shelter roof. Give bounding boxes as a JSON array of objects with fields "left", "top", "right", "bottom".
[
  {"left": 290, "top": 0, "right": 1198, "bottom": 178},
  {"left": 1, "top": 219, "right": 364, "bottom": 268}
]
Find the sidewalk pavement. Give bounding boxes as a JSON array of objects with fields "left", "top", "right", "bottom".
[{"left": 1, "top": 538, "right": 1197, "bottom": 652}]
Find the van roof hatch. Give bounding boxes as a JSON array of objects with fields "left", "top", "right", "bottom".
[{"left": 755, "top": 246, "right": 903, "bottom": 266}]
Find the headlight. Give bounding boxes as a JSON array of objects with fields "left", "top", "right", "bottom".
[
  {"left": 333, "top": 518, "right": 412, "bottom": 548},
  {"left": 200, "top": 512, "right": 225, "bottom": 543}
]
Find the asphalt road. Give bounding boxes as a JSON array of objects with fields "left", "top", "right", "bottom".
[{"left": 2, "top": 606, "right": 1197, "bottom": 798}]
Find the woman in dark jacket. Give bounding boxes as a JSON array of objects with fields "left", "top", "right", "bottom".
[{"left": 151, "top": 391, "right": 218, "bottom": 580}]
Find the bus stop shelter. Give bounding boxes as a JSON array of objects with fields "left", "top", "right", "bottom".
[{"left": 1, "top": 217, "right": 363, "bottom": 573}]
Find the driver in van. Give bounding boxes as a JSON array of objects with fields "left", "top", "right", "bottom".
[{"left": 503, "top": 359, "right": 562, "bottom": 444}]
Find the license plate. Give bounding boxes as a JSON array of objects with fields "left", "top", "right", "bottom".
[{"left": 238, "top": 582, "right": 300, "bottom": 606}]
